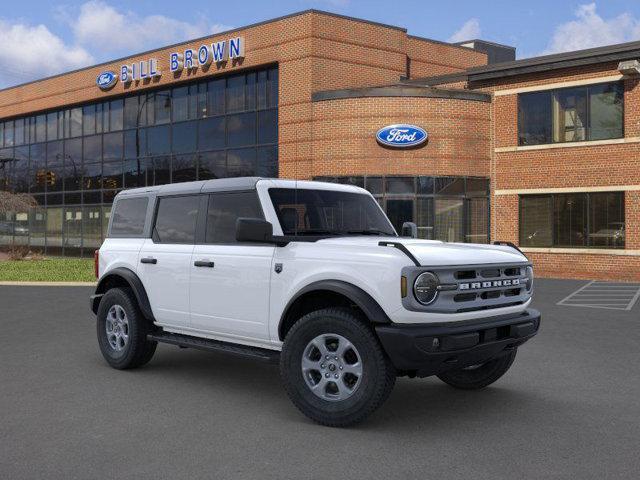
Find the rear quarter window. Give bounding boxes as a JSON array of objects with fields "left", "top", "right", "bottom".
[{"left": 109, "top": 197, "right": 149, "bottom": 237}]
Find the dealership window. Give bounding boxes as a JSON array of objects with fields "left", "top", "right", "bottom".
[
  {"left": 518, "top": 82, "right": 623, "bottom": 145},
  {"left": 314, "top": 176, "right": 490, "bottom": 244},
  {"left": 520, "top": 192, "right": 625, "bottom": 248},
  {"left": 0, "top": 65, "right": 278, "bottom": 256}
]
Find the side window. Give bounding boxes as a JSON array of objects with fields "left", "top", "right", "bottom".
[
  {"left": 153, "top": 195, "right": 200, "bottom": 244},
  {"left": 205, "top": 192, "right": 263, "bottom": 244},
  {"left": 109, "top": 197, "right": 148, "bottom": 237}
]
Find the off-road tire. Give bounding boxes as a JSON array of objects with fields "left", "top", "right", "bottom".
[
  {"left": 280, "top": 308, "right": 396, "bottom": 427},
  {"left": 437, "top": 349, "right": 517, "bottom": 390},
  {"left": 97, "top": 287, "right": 157, "bottom": 370}
]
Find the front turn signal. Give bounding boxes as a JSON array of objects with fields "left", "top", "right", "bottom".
[{"left": 401, "top": 276, "right": 407, "bottom": 298}]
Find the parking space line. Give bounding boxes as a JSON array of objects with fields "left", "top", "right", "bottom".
[{"left": 557, "top": 281, "right": 640, "bottom": 311}]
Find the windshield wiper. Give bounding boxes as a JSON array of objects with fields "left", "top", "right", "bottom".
[
  {"left": 345, "top": 229, "right": 395, "bottom": 236},
  {"left": 285, "top": 229, "right": 340, "bottom": 236}
]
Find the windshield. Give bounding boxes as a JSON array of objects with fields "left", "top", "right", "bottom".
[{"left": 268, "top": 188, "right": 397, "bottom": 237}]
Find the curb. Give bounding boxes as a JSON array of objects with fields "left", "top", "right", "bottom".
[{"left": 0, "top": 281, "right": 97, "bottom": 287}]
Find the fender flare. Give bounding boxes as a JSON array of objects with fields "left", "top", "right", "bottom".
[
  {"left": 92, "top": 267, "right": 155, "bottom": 321},
  {"left": 279, "top": 280, "right": 391, "bottom": 339}
]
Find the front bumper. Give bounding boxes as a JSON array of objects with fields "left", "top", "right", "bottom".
[{"left": 375, "top": 308, "right": 541, "bottom": 377}]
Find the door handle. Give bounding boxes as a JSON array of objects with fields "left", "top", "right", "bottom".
[
  {"left": 194, "top": 260, "right": 215, "bottom": 268},
  {"left": 140, "top": 257, "right": 157, "bottom": 264}
]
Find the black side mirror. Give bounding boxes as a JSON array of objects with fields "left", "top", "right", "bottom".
[
  {"left": 236, "top": 218, "right": 274, "bottom": 243},
  {"left": 401, "top": 222, "right": 418, "bottom": 238}
]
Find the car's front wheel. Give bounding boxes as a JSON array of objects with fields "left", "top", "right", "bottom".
[
  {"left": 436, "top": 349, "right": 517, "bottom": 390},
  {"left": 280, "top": 308, "right": 396, "bottom": 427},
  {"left": 97, "top": 287, "right": 157, "bottom": 370}
]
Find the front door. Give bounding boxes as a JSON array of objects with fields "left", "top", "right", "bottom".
[
  {"left": 137, "top": 194, "right": 200, "bottom": 329},
  {"left": 189, "top": 191, "right": 274, "bottom": 343}
]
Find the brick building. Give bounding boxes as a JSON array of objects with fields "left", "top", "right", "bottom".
[{"left": 0, "top": 10, "right": 637, "bottom": 280}]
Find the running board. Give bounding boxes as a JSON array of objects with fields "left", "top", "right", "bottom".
[{"left": 147, "top": 331, "right": 280, "bottom": 364}]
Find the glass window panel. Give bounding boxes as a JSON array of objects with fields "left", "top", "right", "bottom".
[
  {"left": 4, "top": 121, "right": 14, "bottom": 147},
  {"left": 83, "top": 105, "right": 96, "bottom": 136},
  {"left": 124, "top": 128, "right": 146, "bottom": 158},
  {"left": 103, "top": 190, "right": 120, "bottom": 204},
  {"left": 227, "top": 148, "right": 256, "bottom": 177},
  {"left": 172, "top": 154, "right": 197, "bottom": 183},
  {"left": 102, "top": 160, "right": 123, "bottom": 190},
  {"left": 142, "top": 94, "right": 152, "bottom": 126},
  {"left": 257, "top": 70, "right": 268, "bottom": 109},
  {"left": 257, "top": 145, "right": 278, "bottom": 177},
  {"left": 83, "top": 135, "right": 102, "bottom": 163},
  {"left": 520, "top": 196, "right": 553, "bottom": 247},
  {"left": 205, "top": 192, "right": 263, "bottom": 244},
  {"left": 466, "top": 178, "right": 490, "bottom": 197},
  {"left": 268, "top": 68, "right": 279, "bottom": 108},
  {"left": 386, "top": 177, "right": 414, "bottom": 194},
  {"left": 36, "top": 115, "right": 47, "bottom": 143},
  {"left": 172, "top": 121, "right": 197, "bottom": 154},
  {"left": 152, "top": 156, "right": 171, "bottom": 185},
  {"left": 588, "top": 192, "right": 625, "bottom": 248},
  {"left": 63, "top": 138, "right": 82, "bottom": 193},
  {"left": 70, "top": 108, "right": 82, "bottom": 137},
  {"left": 29, "top": 143, "right": 46, "bottom": 193},
  {"left": 0, "top": 122, "right": 4, "bottom": 147},
  {"left": 226, "top": 74, "right": 245, "bottom": 113},
  {"left": 46, "top": 141, "right": 64, "bottom": 193},
  {"left": 435, "top": 198, "right": 464, "bottom": 243},
  {"left": 246, "top": 72, "right": 256, "bottom": 110},
  {"left": 13, "top": 208, "right": 29, "bottom": 245},
  {"left": 553, "top": 87, "right": 588, "bottom": 143},
  {"left": 124, "top": 96, "right": 139, "bottom": 129},
  {"left": 46, "top": 206, "right": 63, "bottom": 251},
  {"left": 172, "top": 86, "right": 189, "bottom": 122},
  {"left": 554, "top": 193, "right": 587, "bottom": 247},
  {"left": 109, "top": 99, "right": 123, "bottom": 131},
  {"left": 207, "top": 79, "right": 225, "bottom": 116},
  {"left": 198, "top": 151, "right": 226, "bottom": 180},
  {"left": 110, "top": 197, "right": 148, "bottom": 237},
  {"left": 197, "top": 83, "right": 207, "bottom": 118},
  {"left": 589, "top": 83, "right": 623, "bottom": 141},
  {"left": 365, "top": 177, "right": 383, "bottom": 195},
  {"left": 63, "top": 206, "right": 83, "bottom": 251},
  {"left": 386, "top": 199, "right": 414, "bottom": 234},
  {"left": 124, "top": 158, "right": 152, "bottom": 188},
  {"left": 14, "top": 118, "right": 25, "bottom": 145},
  {"left": 13, "top": 146, "right": 29, "bottom": 193},
  {"left": 147, "top": 125, "right": 171, "bottom": 155},
  {"left": 45, "top": 113, "right": 58, "bottom": 141},
  {"left": 96, "top": 103, "right": 105, "bottom": 134},
  {"left": 198, "top": 117, "right": 225, "bottom": 150},
  {"left": 257, "top": 109, "right": 277, "bottom": 144},
  {"left": 154, "top": 195, "right": 199, "bottom": 244},
  {"left": 435, "top": 177, "right": 465, "bottom": 195},
  {"left": 466, "top": 197, "right": 488, "bottom": 244},
  {"left": 83, "top": 191, "right": 101, "bottom": 204},
  {"left": 416, "top": 197, "right": 434, "bottom": 239},
  {"left": 103, "top": 132, "right": 123, "bottom": 160},
  {"left": 64, "top": 192, "right": 82, "bottom": 204},
  {"left": 518, "top": 91, "right": 552, "bottom": 146},
  {"left": 0, "top": 148, "right": 12, "bottom": 191},
  {"left": 29, "top": 206, "right": 46, "bottom": 249},
  {"left": 227, "top": 112, "right": 256, "bottom": 148},
  {"left": 417, "top": 176, "right": 434, "bottom": 195},
  {"left": 83, "top": 205, "right": 103, "bottom": 248},
  {"left": 83, "top": 161, "right": 102, "bottom": 191},
  {"left": 188, "top": 85, "right": 198, "bottom": 120},
  {"left": 154, "top": 91, "right": 171, "bottom": 124}
]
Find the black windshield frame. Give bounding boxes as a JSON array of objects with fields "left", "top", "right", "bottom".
[{"left": 268, "top": 188, "right": 397, "bottom": 237}]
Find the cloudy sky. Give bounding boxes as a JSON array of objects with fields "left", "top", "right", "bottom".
[{"left": 1, "top": 1, "right": 640, "bottom": 88}]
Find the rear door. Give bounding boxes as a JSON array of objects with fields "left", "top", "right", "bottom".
[
  {"left": 189, "top": 191, "right": 274, "bottom": 343},
  {"left": 137, "top": 194, "right": 200, "bottom": 329}
]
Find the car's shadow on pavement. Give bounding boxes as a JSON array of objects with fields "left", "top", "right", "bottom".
[{"left": 97, "top": 344, "right": 548, "bottom": 432}]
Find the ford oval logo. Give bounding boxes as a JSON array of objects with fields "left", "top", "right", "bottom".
[
  {"left": 376, "top": 124, "right": 428, "bottom": 148},
  {"left": 96, "top": 71, "right": 118, "bottom": 90}
]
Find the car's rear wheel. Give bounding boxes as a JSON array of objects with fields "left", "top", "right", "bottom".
[
  {"left": 436, "top": 349, "right": 517, "bottom": 390},
  {"left": 280, "top": 308, "right": 395, "bottom": 427},
  {"left": 97, "top": 287, "right": 157, "bottom": 369}
]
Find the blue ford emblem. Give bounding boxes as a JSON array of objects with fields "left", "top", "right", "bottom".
[
  {"left": 96, "top": 71, "right": 118, "bottom": 90},
  {"left": 376, "top": 124, "right": 428, "bottom": 148}
]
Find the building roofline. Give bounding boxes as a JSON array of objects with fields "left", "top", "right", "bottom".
[
  {"left": 312, "top": 84, "right": 491, "bottom": 103},
  {"left": 467, "top": 40, "right": 640, "bottom": 81},
  {"left": 406, "top": 34, "right": 481, "bottom": 53},
  {"left": 0, "top": 9, "right": 407, "bottom": 94},
  {"left": 453, "top": 39, "right": 516, "bottom": 51}
]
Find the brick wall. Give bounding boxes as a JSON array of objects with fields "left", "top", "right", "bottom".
[{"left": 406, "top": 37, "right": 487, "bottom": 79}]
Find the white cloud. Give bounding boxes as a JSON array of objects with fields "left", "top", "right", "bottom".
[
  {"left": 542, "top": 3, "right": 640, "bottom": 54},
  {"left": 71, "top": 1, "right": 232, "bottom": 55},
  {"left": 448, "top": 18, "right": 481, "bottom": 43},
  {"left": 0, "top": 20, "right": 93, "bottom": 88}
]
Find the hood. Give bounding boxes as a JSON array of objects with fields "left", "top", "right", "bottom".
[{"left": 317, "top": 237, "right": 528, "bottom": 266}]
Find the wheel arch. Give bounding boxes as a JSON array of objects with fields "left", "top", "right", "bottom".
[
  {"left": 278, "top": 280, "right": 391, "bottom": 341},
  {"left": 92, "top": 267, "right": 155, "bottom": 321}
]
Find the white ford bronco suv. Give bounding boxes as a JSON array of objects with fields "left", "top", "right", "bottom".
[{"left": 91, "top": 177, "right": 540, "bottom": 427}]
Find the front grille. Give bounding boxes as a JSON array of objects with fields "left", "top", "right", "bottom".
[{"left": 424, "top": 263, "right": 531, "bottom": 313}]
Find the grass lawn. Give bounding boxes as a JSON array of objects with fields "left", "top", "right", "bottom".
[{"left": 0, "top": 258, "right": 95, "bottom": 282}]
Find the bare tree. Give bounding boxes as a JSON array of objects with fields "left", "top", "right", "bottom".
[{"left": 0, "top": 191, "right": 37, "bottom": 215}]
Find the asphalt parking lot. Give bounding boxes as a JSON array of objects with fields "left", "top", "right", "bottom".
[{"left": 1, "top": 279, "right": 639, "bottom": 480}]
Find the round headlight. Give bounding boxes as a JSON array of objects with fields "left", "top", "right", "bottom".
[
  {"left": 414, "top": 272, "right": 439, "bottom": 305},
  {"left": 525, "top": 266, "right": 534, "bottom": 292}
]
